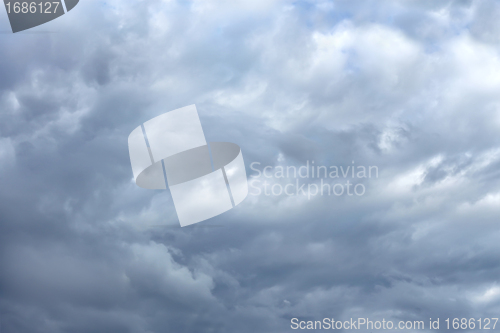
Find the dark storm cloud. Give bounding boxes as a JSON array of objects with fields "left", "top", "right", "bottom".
[{"left": 1, "top": 0, "right": 500, "bottom": 332}]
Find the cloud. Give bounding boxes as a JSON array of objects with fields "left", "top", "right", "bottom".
[{"left": 1, "top": 0, "right": 500, "bottom": 332}]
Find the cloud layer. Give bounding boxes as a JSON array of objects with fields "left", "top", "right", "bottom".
[{"left": 1, "top": 0, "right": 500, "bottom": 332}]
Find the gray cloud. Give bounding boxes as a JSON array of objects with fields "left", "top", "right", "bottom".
[{"left": 1, "top": 0, "right": 500, "bottom": 332}]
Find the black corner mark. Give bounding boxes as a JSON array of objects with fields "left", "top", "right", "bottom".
[
  {"left": 3, "top": 0, "right": 79, "bottom": 33},
  {"left": 64, "top": 0, "right": 78, "bottom": 11}
]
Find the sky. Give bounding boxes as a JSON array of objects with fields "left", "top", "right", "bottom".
[{"left": 1, "top": 0, "right": 500, "bottom": 332}]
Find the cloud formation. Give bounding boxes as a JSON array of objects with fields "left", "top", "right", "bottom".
[{"left": 1, "top": 0, "right": 500, "bottom": 332}]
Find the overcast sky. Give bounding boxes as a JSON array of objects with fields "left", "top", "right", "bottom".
[{"left": 2, "top": 0, "right": 500, "bottom": 332}]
